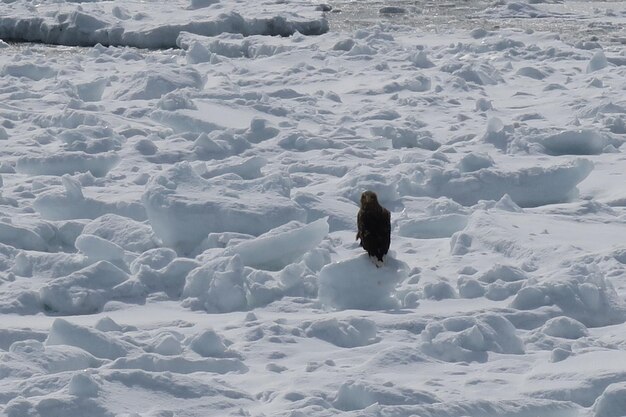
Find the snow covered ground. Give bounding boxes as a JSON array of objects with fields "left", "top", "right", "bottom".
[{"left": 1, "top": 0, "right": 626, "bottom": 416}]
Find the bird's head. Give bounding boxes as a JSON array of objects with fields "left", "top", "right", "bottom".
[{"left": 360, "top": 190, "right": 379, "bottom": 208}]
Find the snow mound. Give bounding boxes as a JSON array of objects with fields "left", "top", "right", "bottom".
[
  {"left": 525, "top": 350, "right": 626, "bottom": 407},
  {"left": 456, "top": 264, "right": 529, "bottom": 301},
  {"left": 115, "top": 68, "right": 204, "bottom": 100},
  {"left": 178, "top": 32, "right": 293, "bottom": 60},
  {"left": 109, "top": 353, "right": 247, "bottom": 374},
  {"left": 187, "top": 329, "right": 230, "bottom": 357},
  {"left": 511, "top": 263, "right": 626, "bottom": 327},
  {"left": 479, "top": 264, "right": 528, "bottom": 284},
  {"left": 362, "top": 399, "right": 579, "bottom": 417},
  {"left": 594, "top": 382, "right": 626, "bottom": 417},
  {"left": 448, "top": 62, "right": 503, "bottom": 85},
  {"left": 333, "top": 380, "right": 439, "bottom": 411},
  {"left": 303, "top": 317, "right": 378, "bottom": 348},
  {"left": 142, "top": 162, "right": 306, "bottom": 254},
  {"left": 318, "top": 254, "right": 409, "bottom": 310},
  {"left": 6, "top": 339, "right": 102, "bottom": 374},
  {"left": 407, "top": 159, "right": 593, "bottom": 207},
  {"left": 421, "top": 313, "right": 524, "bottom": 362},
  {"left": 68, "top": 372, "right": 100, "bottom": 397},
  {"left": 226, "top": 218, "right": 329, "bottom": 270},
  {"left": 199, "top": 156, "right": 267, "bottom": 180},
  {"left": 483, "top": 1, "right": 555, "bottom": 18},
  {"left": 423, "top": 281, "right": 457, "bottom": 300},
  {"left": 541, "top": 316, "right": 588, "bottom": 339},
  {"left": 534, "top": 129, "right": 618, "bottom": 155},
  {"left": 0, "top": 328, "right": 46, "bottom": 350},
  {"left": 46, "top": 319, "right": 137, "bottom": 360}
]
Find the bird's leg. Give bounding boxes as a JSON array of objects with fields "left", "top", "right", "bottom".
[{"left": 368, "top": 255, "right": 383, "bottom": 268}]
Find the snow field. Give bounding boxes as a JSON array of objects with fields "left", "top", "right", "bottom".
[{"left": 1, "top": 0, "right": 626, "bottom": 416}]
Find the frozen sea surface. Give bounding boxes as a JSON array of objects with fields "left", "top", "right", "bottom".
[
  {"left": 1, "top": 0, "right": 626, "bottom": 417},
  {"left": 327, "top": 0, "right": 626, "bottom": 43}
]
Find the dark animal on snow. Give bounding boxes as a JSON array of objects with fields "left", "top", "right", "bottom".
[{"left": 356, "top": 190, "right": 391, "bottom": 265}]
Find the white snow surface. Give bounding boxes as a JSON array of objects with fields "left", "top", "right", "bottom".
[{"left": 1, "top": 0, "right": 626, "bottom": 416}]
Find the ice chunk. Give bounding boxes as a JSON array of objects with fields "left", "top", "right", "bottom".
[
  {"left": 109, "top": 353, "right": 247, "bottom": 374},
  {"left": 76, "top": 78, "right": 107, "bottom": 102},
  {"left": 130, "top": 248, "right": 177, "bottom": 274},
  {"left": 421, "top": 314, "right": 524, "bottom": 362},
  {"left": 46, "top": 319, "right": 136, "bottom": 360},
  {"left": 334, "top": 380, "right": 439, "bottom": 411},
  {"left": 75, "top": 234, "right": 126, "bottom": 262},
  {"left": 2, "top": 63, "right": 57, "bottom": 81},
  {"left": 226, "top": 218, "right": 329, "bottom": 270},
  {"left": 94, "top": 316, "right": 124, "bottom": 332},
  {"left": 16, "top": 152, "right": 120, "bottom": 177},
  {"left": 408, "top": 50, "right": 434, "bottom": 68},
  {"left": 423, "top": 281, "right": 457, "bottom": 300},
  {"left": 8, "top": 340, "right": 102, "bottom": 374},
  {"left": 318, "top": 255, "right": 409, "bottom": 310},
  {"left": 34, "top": 187, "right": 146, "bottom": 221},
  {"left": 115, "top": 68, "right": 204, "bottom": 100},
  {"left": 39, "top": 261, "right": 129, "bottom": 315},
  {"left": 182, "top": 255, "right": 247, "bottom": 313},
  {"left": 188, "top": 329, "right": 229, "bottom": 357},
  {"left": 200, "top": 156, "right": 266, "bottom": 180},
  {"left": 457, "top": 152, "right": 494, "bottom": 173},
  {"left": 594, "top": 382, "right": 626, "bottom": 417},
  {"left": 516, "top": 66, "right": 547, "bottom": 80},
  {"left": 188, "top": 0, "right": 219, "bottom": 10},
  {"left": 479, "top": 264, "right": 528, "bottom": 284},
  {"left": 541, "top": 316, "right": 588, "bottom": 339},
  {"left": 587, "top": 51, "right": 608, "bottom": 73},
  {"left": 408, "top": 159, "right": 593, "bottom": 207},
  {"left": 397, "top": 214, "right": 468, "bottom": 239},
  {"left": 68, "top": 372, "right": 99, "bottom": 397},
  {"left": 304, "top": 317, "right": 377, "bottom": 348},
  {"left": 510, "top": 263, "right": 626, "bottom": 327},
  {"left": 0, "top": 222, "right": 49, "bottom": 252},
  {"left": 535, "top": 129, "right": 615, "bottom": 156},
  {"left": 142, "top": 162, "right": 305, "bottom": 254},
  {"left": 82, "top": 214, "right": 158, "bottom": 253},
  {"left": 0, "top": 5, "right": 328, "bottom": 48},
  {"left": 150, "top": 333, "right": 183, "bottom": 356}
]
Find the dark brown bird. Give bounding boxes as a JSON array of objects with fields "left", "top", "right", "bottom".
[{"left": 356, "top": 191, "right": 391, "bottom": 265}]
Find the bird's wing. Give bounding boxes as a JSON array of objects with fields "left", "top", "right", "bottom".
[{"left": 383, "top": 208, "right": 391, "bottom": 233}]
